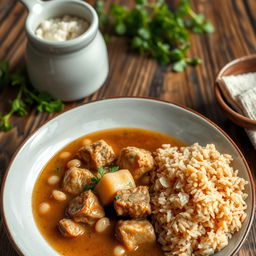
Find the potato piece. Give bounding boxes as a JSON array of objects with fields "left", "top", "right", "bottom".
[{"left": 95, "top": 169, "right": 135, "bottom": 205}]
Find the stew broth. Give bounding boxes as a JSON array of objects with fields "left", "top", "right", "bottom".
[{"left": 32, "top": 128, "right": 184, "bottom": 256}]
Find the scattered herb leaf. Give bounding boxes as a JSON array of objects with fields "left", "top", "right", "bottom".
[
  {"left": 97, "top": 167, "right": 105, "bottom": 177},
  {"left": 172, "top": 59, "right": 187, "bottom": 73},
  {"left": 96, "top": 0, "right": 214, "bottom": 72},
  {"left": 91, "top": 176, "right": 101, "bottom": 183},
  {"left": 85, "top": 184, "right": 96, "bottom": 191},
  {"left": 54, "top": 167, "right": 62, "bottom": 172},
  {"left": 114, "top": 194, "right": 121, "bottom": 200},
  {"left": 0, "top": 61, "right": 64, "bottom": 132},
  {"left": 84, "top": 166, "right": 120, "bottom": 192},
  {"left": 109, "top": 166, "right": 119, "bottom": 173},
  {"left": 85, "top": 176, "right": 101, "bottom": 191}
]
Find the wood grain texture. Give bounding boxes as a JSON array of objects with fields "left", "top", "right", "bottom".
[{"left": 0, "top": 0, "right": 255, "bottom": 255}]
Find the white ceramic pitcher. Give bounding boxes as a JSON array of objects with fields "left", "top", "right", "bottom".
[{"left": 20, "top": 0, "right": 109, "bottom": 101}]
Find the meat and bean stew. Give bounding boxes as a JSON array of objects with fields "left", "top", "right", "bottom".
[{"left": 32, "top": 128, "right": 183, "bottom": 256}]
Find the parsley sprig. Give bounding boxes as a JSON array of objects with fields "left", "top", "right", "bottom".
[
  {"left": 85, "top": 166, "right": 120, "bottom": 191},
  {"left": 96, "top": 0, "right": 214, "bottom": 72},
  {"left": 97, "top": 167, "right": 105, "bottom": 177},
  {"left": 85, "top": 167, "right": 106, "bottom": 191},
  {"left": 109, "top": 166, "right": 119, "bottom": 173},
  {"left": 114, "top": 194, "right": 121, "bottom": 200},
  {"left": 0, "top": 61, "right": 64, "bottom": 132}
]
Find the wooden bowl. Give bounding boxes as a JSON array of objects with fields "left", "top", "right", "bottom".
[{"left": 215, "top": 54, "right": 256, "bottom": 129}]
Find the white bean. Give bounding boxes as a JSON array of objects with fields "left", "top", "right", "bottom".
[
  {"left": 141, "top": 175, "right": 151, "bottom": 185},
  {"left": 47, "top": 175, "right": 60, "bottom": 185},
  {"left": 59, "top": 151, "right": 71, "bottom": 159},
  {"left": 95, "top": 217, "right": 111, "bottom": 233},
  {"left": 39, "top": 202, "right": 50, "bottom": 214},
  {"left": 113, "top": 245, "right": 126, "bottom": 256},
  {"left": 67, "top": 159, "right": 81, "bottom": 168},
  {"left": 52, "top": 190, "right": 67, "bottom": 202},
  {"left": 82, "top": 138, "right": 92, "bottom": 146}
]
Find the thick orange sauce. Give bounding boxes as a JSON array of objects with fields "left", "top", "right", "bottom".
[{"left": 32, "top": 128, "right": 184, "bottom": 256}]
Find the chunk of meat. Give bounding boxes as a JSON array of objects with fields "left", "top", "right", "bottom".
[
  {"left": 114, "top": 186, "right": 151, "bottom": 218},
  {"left": 63, "top": 167, "right": 94, "bottom": 195},
  {"left": 58, "top": 218, "right": 86, "bottom": 238},
  {"left": 66, "top": 190, "right": 105, "bottom": 225},
  {"left": 77, "top": 140, "right": 115, "bottom": 169},
  {"left": 116, "top": 220, "right": 156, "bottom": 250},
  {"left": 117, "top": 147, "right": 154, "bottom": 179},
  {"left": 95, "top": 169, "right": 136, "bottom": 205}
]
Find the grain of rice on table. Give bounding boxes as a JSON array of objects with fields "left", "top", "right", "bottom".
[{"left": 151, "top": 143, "right": 248, "bottom": 256}]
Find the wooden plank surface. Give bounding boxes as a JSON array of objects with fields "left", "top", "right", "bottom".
[{"left": 0, "top": 0, "right": 255, "bottom": 255}]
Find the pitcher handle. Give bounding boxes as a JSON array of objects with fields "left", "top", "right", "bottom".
[{"left": 19, "top": 0, "right": 45, "bottom": 14}]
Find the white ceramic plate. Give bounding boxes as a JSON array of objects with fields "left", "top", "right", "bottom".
[{"left": 1, "top": 97, "right": 255, "bottom": 256}]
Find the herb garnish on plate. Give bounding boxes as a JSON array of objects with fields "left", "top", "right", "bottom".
[{"left": 85, "top": 166, "right": 120, "bottom": 191}]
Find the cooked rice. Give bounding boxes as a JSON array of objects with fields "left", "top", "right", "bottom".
[{"left": 151, "top": 143, "right": 248, "bottom": 256}]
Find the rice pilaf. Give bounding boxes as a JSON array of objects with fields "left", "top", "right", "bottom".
[{"left": 151, "top": 143, "right": 248, "bottom": 256}]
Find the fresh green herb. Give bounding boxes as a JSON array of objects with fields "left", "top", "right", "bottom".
[
  {"left": 0, "top": 61, "right": 64, "bottom": 132},
  {"left": 96, "top": 0, "right": 214, "bottom": 72},
  {"left": 84, "top": 167, "right": 109, "bottom": 191},
  {"left": 84, "top": 165, "right": 120, "bottom": 191},
  {"left": 114, "top": 194, "right": 121, "bottom": 200},
  {"left": 178, "top": 0, "right": 214, "bottom": 34},
  {"left": 91, "top": 176, "right": 101, "bottom": 183},
  {"left": 128, "top": 198, "right": 132, "bottom": 202},
  {"left": 97, "top": 167, "right": 105, "bottom": 177},
  {"left": 109, "top": 166, "right": 119, "bottom": 173},
  {"left": 85, "top": 184, "right": 96, "bottom": 191},
  {"left": 54, "top": 167, "right": 62, "bottom": 172},
  {"left": 85, "top": 176, "right": 101, "bottom": 191}
]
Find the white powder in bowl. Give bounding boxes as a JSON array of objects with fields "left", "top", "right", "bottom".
[{"left": 35, "top": 15, "right": 89, "bottom": 42}]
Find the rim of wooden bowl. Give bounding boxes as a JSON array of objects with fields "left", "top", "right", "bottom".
[{"left": 215, "top": 54, "right": 256, "bottom": 129}]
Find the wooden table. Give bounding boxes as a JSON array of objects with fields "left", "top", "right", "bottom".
[{"left": 0, "top": 0, "right": 255, "bottom": 255}]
